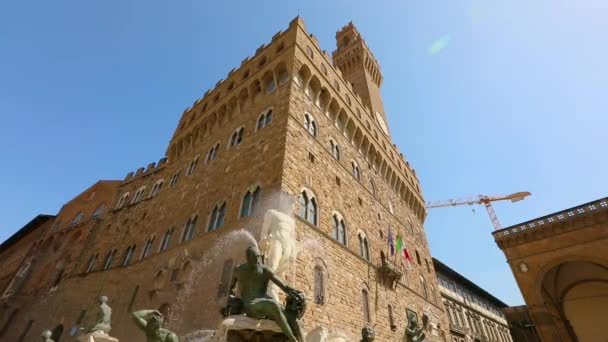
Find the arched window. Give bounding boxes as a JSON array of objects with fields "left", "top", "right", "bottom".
[
  {"left": 304, "top": 113, "right": 317, "bottom": 137},
  {"left": 141, "top": 237, "right": 154, "bottom": 259},
  {"left": 159, "top": 228, "right": 174, "bottom": 252},
  {"left": 263, "top": 72, "right": 276, "bottom": 93},
  {"left": 149, "top": 180, "right": 164, "bottom": 198},
  {"left": 178, "top": 261, "right": 193, "bottom": 283},
  {"left": 217, "top": 259, "right": 234, "bottom": 298},
  {"left": 169, "top": 171, "right": 180, "bottom": 186},
  {"left": 2, "top": 261, "right": 31, "bottom": 298},
  {"left": 229, "top": 128, "right": 244, "bottom": 147},
  {"left": 332, "top": 214, "right": 347, "bottom": 245},
  {"left": 388, "top": 200, "right": 394, "bottom": 214},
  {"left": 240, "top": 186, "right": 261, "bottom": 218},
  {"left": 361, "top": 289, "right": 371, "bottom": 323},
  {"left": 186, "top": 156, "right": 199, "bottom": 175},
  {"left": 103, "top": 250, "right": 117, "bottom": 270},
  {"left": 208, "top": 203, "right": 226, "bottom": 232},
  {"left": 206, "top": 143, "right": 220, "bottom": 161},
  {"left": 85, "top": 254, "right": 98, "bottom": 273},
  {"left": 420, "top": 276, "right": 428, "bottom": 299},
  {"left": 295, "top": 71, "right": 304, "bottom": 87},
  {"left": 298, "top": 191, "right": 317, "bottom": 226},
  {"left": 51, "top": 268, "right": 65, "bottom": 289},
  {"left": 181, "top": 216, "right": 198, "bottom": 242},
  {"left": 257, "top": 109, "right": 273, "bottom": 130},
  {"left": 369, "top": 180, "right": 376, "bottom": 196},
  {"left": 132, "top": 187, "right": 147, "bottom": 204},
  {"left": 351, "top": 161, "right": 361, "bottom": 180},
  {"left": 388, "top": 305, "right": 396, "bottom": 331},
  {"left": 92, "top": 204, "right": 105, "bottom": 218},
  {"left": 122, "top": 245, "right": 136, "bottom": 267},
  {"left": 358, "top": 232, "right": 370, "bottom": 261},
  {"left": 330, "top": 139, "right": 341, "bottom": 160},
  {"left": 313, "top": 266, "right": 325, "bottom": 305},
  {"left": 71, "top": 212, "right": 83, "bottom": 225}
]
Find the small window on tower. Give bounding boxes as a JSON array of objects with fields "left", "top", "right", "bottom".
[
  {"left": 306, "top": 46, "right": 313, "bottom": 58},
  {"left": 308, "top": 152, "right": 315, "bottom": 163}
]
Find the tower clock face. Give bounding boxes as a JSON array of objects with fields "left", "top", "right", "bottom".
[{"left": 375, "top": 111, "right": 389, "bottom": 136}]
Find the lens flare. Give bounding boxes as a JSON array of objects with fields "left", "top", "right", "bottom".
[{"left": 428, "top": 35, "right": 451, "bottom": 56}]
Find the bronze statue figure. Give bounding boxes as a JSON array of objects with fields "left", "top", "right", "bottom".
[
  {"left": 405, "top": 310, "right": 427, "bottom": 342},
  {"left": 226, "top": 245, "right": 306, "bottom": 342},
  {"left": 87, "top": 295, "right": 112, "bottom": 334},
  {"left": 361, "top": 326, "right": 375, "bottom": 341},
  {"left": 131, "top": 309, "right": 178, "bottom": 342}
]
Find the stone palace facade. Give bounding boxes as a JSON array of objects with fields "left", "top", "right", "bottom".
[{"left": 0, "top": 17, "right": 449, "bottom": 341}]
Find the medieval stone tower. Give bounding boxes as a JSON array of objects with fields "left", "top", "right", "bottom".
[{"left": 0, "top": 17, "right": 447, "bottom": 341}]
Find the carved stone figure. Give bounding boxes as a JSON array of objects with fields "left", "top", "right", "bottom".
[
  {"left": 226, "top": 245, "right": 305, "bottom": 342},
  {"left": 405, "top": 310, "right": 427, "bottom": 342},
  {"left": 360, "top": 326, "right": 375, "bottom": 342},
  {"left": 131, "top": 309, "right": 178, "bottom": 342},
  {"left": 88, "top": 296, "right": 112, "bottom": 334},
  {"left": 259, "top": 210, "right": 297, "bottom": 301},
  {"left": 41, "top": 330, "right": 54, "bottom": 342}
]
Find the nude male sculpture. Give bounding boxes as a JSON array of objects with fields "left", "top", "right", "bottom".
[
  {"left": 131, "top": 309, "right": 178, "bottom": 342},
  {"left": 228, "top": 245, "right": 305, "bottom": 342}
]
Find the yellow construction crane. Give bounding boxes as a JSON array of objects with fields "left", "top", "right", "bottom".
[{"left": 425, "top": 192, "right": 531, "bottom": 230}]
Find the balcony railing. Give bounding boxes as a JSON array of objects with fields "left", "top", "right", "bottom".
[
  {"left": 449, "top": 323, "right": 467, "bottom": 335},
  {"left": 377, "top": 256, "right": 403, "bottom": 288}
]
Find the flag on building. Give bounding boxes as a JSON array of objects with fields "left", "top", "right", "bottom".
[
  {"left": 403, "top": 246, "right": 413, "bottom": 265},
  {"left": 388, "top": 227, "right": 395, "bottom": 256},
  {"left": 396, "top": 234, "right": 413, "bottom": 268},
  {"left": 395, "top": 234, "right": 404, "bottom": 256}
]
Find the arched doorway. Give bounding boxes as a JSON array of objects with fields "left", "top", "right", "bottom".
[{"left": 541, "top": 261, "right": 608, "bottom": 342}]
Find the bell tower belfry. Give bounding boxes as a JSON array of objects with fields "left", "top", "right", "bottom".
[{"left": 332, "top": 23, "right": 389, "bottom": 135}]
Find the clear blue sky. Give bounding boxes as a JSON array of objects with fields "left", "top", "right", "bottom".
[{"left": 1, "top": 1, "right": 607, "bottom": 306}]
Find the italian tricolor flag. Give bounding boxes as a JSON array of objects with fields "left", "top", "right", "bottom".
[{"left": 395, "top": 234, "right": 413, "bottom": 268}]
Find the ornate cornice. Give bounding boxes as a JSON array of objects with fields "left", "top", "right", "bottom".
[{"left": 493, "top": 197, "right": 607, "bottom": 248}]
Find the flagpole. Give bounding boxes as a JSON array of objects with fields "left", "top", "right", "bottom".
[{"left": 393, "top": 230, "right": 397, "bottom": 264}]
